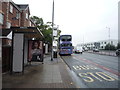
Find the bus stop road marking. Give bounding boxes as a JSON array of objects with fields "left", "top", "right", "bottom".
[
  {"left": 78, "top": 72, "right": 116, "bottom": 82},
  {"left": 72, "top": 65, "right": 98, "bottom": 70},
  {"left": 73, "top": 56, "right": 120, "bottom": 77}
]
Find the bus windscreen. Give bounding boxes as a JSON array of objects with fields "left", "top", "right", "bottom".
[{"left": 61, "top": 36, "right": 71, "bottom": 41}]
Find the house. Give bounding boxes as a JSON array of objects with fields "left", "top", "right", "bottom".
[{"left": 0, "top": 1, "right": 34, "bottom": 29}]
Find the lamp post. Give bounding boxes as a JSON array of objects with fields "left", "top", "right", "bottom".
[
  {"left": 82, "top": 36, "right": 84, "bottom": 44},
  {"left": 106, "top": 27, "right": 110, "bottom": 55},
  {"left": 51, "top": 0, "right": 54, "bottom": 61}
]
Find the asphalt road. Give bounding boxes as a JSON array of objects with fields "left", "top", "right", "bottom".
[{"left": 61, "top": 52, "right": 119, "bottom": 88}]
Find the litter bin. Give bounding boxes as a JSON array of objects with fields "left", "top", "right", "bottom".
[{"left": 53, "top": 51, "right": 57, "bottom": 58}]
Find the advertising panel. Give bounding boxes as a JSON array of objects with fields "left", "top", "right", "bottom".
[{"left": 28, "top": 40, "right": 43, "bottom": 62}]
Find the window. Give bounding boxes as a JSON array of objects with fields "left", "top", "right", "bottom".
[
  {"left": 6, "top": 22, "right": 11, "bottom": 28},
  {"left": 61, "top": 43, "right": 72, "bottom": 47},
  {"left": 29, "top": 21, "right": 32, "bottom": 26},
  {"left": 16, "top": 12, "right": 20, "bottom": 19},
  {"left": 104, "top": 42, "right": 106, "bottom": 44},
  {"left": 10, "top": 4, "right": 13, "bottom": 13},
  {"left": 0, "top": 13, "right": 4, "bottom": 24},
  {"left": 61, "top": 36, "right": 72, "bottom": 41},
  {"left": 26, "top": 13, "right": 28, "bottom": 19}
]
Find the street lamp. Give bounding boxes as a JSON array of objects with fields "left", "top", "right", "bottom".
[
  {"left": 51, "top": 0, "right": 54, "bottom": 61},
  {"left": 106, "top": 27, "right": 110, "bottom": 55},
  {"left": 83, "top": 35, "right": 84, "bottom": 48}
]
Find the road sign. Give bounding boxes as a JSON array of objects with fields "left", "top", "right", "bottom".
[{"left": 53, "top": 40, "right": 57, "bottom": 46}]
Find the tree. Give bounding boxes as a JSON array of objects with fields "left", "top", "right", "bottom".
[
  {"left": 30, "top": 16, "right": 59, "bottom": 45},
  {"left": 117, "top": 42, "right": 120, "bottom": 49},
  {"left": 30, "top": 16, "right": 44, "bottom": 27},
  {"left": 30, "top": 16, "right": 52, "bottom": 44},
  {"left": 57, "top": 30, "right": 61, "bottom": 36},
  {"left": 105, "top": 43, "right": 116, "bottom": 50}
]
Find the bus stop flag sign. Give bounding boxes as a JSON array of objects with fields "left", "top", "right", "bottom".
[{"left": 53, "top": 29, "right": 57, "bottom": 36}]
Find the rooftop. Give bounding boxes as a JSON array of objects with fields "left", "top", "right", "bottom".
[{"left": 16, "top": 4, "right": 29, "bottom": 10}]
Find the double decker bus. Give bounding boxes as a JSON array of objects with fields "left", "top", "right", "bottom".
[{"left": 59, "top": 35, "right": 73, "bottom": 55}]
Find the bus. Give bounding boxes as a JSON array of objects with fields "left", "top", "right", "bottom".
[{"left": 59, "top": 35, "right": 73, "bottom": 55}]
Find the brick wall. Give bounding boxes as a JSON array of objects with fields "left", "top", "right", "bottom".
[
  {"left": 1, "top": 1, "right": 32, "bottom": 28},
  {"left": 1, "top": 2, "right": 7, "bottom": 28},
  {"left": 21, "top": 8, "right": 30, "bottom": 27},
  {"left": 8, "top": 2, "right": 21, "bottom": 27},
  {"left": 20, "top": 10, "right": 26, "bottom": 27}
]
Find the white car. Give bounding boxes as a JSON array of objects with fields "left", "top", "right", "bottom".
[
  {"left": 84, "top": 47, "right": 88, "bottom": 51},
  {"left": 74, "top": 47, "right": 83, "bottom": 54},
  {"left": 93, "top": 48, "right": 99, "bottom": 52}
]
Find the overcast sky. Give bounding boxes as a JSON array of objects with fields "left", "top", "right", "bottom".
[{"left": 12, "top": 0, "right": 119, "bottom": 46}]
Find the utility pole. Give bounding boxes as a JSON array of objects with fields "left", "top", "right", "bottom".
[
  {"left": 51, "top": 0, "right": 54, "bottom": 61},
  {"left": 83, "top": 35, "right": 84, "bottom": 48},
  {"left": 106, "top": 27, "right": 110, "bottom": 55}
]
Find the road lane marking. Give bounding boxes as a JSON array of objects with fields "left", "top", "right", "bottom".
[
  {"left": 72, "top": 65, "right": 98, "bottom": 70},
  {"left": 96, "top": 72, "right": 115, "bottom": 81},
  {"left": 102, "top": 67, "right": 110, "bottom": 70},
  {"left": 71, "top": 56, "right": 118, "bottom": 83},
  {"left": 87, "top": 72, "right": 102, "bottom": 82},
  {"left": 73, "top": 56, "right": 120, "bottom": 76},
  {"left": 73, "top": 65, "right": 82, "bottom": 70},
  {"left": 78, "top": 72, "right": 116, "bottom": 82},
  {"left": 103, "top": 72, "right": 118, "bottom": 80},
  {"left": 78, "top": 73, "right": 94, "bottom": 82}
]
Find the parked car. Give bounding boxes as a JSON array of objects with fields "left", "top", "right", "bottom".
[
  {"left": 84, "top": 47, "right": 88, "bottom": 51},
  {"left": 74, "top": 46, "right": 83, "bottom": 54},
  {"left": 116, "top": 49, "right": 120, "bottom": 56},
  {"left": 93, "top": 48, "right": 99, "bottom": 52}
]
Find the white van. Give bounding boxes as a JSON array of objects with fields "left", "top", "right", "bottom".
[{"left": 74, "top": 46, "right": 83, "bottom": 54}]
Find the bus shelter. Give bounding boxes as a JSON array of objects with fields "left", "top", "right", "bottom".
[{"left": 2, "top": 27, "right": 44, "bottom": 73}]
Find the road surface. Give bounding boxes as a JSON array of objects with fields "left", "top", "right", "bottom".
[{"left": 61, "top": 52, "right": 119, "bottom": 88}]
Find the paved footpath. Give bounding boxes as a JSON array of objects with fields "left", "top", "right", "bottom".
[{"left": 2, "top": 55, "right": 76, "bottom": 89}]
